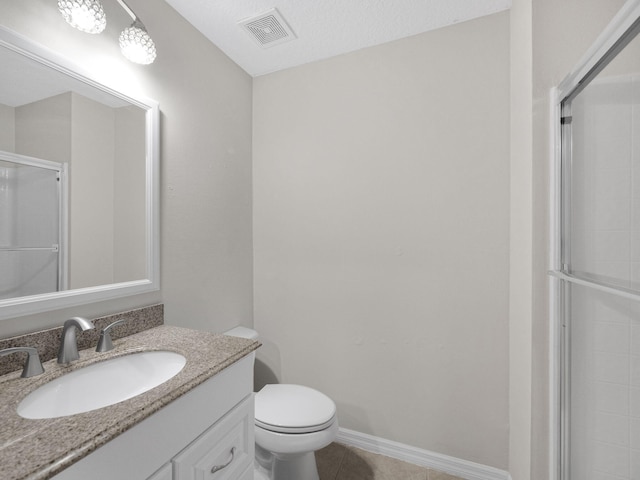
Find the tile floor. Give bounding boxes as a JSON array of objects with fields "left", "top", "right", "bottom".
[{"left": 315, "top": 443, "right": 465, "bottom": 480}]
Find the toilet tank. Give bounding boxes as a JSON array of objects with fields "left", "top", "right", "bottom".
[
  {"left": 224, "top": 327, "right": 259, "bottom": 377},
  {"left": 224, "top": 326, "right": 259, "bottom": 341}
]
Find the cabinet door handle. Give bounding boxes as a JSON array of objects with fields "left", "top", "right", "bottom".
[{"left": 210, "top": 447, "right": 235, "bottom": 474}]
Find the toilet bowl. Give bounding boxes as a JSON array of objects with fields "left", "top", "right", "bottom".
[{"left": 225, "top": 327, "right": 338, "bottom": 480}]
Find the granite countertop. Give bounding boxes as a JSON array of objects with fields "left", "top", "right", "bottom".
[{"left": 0, "top": 325, "right": 260, "bottom": 480}]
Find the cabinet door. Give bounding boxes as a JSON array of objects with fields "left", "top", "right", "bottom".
[
  {"left": 173, "top": 395, "right": 254, "bottom": 480},
  {"left": 147, "top": 463, "right": 172, "bottom": 480}
]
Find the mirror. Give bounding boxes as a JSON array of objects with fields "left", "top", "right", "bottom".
[{"left": 0, "top": 26, "right": 159, "bottom": 320}]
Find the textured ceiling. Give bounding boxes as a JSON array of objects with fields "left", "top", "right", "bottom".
[{"left": 165, "top": 0, "right": 512, "bottom": 77}]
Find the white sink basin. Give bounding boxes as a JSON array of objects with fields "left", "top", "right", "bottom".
[{"left": 17, "top": 351, "right": 186, "bottom": 419}]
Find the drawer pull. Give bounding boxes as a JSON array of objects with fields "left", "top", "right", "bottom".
[{"left": 210, "top": 446, "right": 235, "bottom": 474}]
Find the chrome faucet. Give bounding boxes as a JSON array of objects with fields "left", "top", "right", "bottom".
[
  {"left": 57, "top": 317, "right": 94, "bottom": 364},
  {"left": 0, "top": 347, "right": 44, "bottom": 378}
]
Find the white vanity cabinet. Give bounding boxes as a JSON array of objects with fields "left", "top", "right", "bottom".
[{"left": 53, "top": 355, "right": 254, "bottom": 480}]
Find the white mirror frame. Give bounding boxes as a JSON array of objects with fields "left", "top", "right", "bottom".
[{"left": 0, "top": 26, "right": 160, "bottom": 320}]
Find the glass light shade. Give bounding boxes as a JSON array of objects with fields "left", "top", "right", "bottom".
[
  {"left": 58, "top": 0, "right": 106, "bottom": 34},
  {"left": 119, "top": 23, "right": 157, "bottom": 65}
]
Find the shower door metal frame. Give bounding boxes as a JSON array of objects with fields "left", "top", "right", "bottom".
[
  {"left": 0, "top": 150, "right": 68, "bottom": 295},
  {"left": 549, "top": 1, "right": 640, "bottom": 479}
]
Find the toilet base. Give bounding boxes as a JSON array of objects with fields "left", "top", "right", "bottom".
[
  {"left": 272, "top": 452, "right": 319, "bottom": 480},
  {"left": 255, "top": 445, "right": 320, "bottom": 480}
]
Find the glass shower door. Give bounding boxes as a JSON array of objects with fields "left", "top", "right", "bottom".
[
  {"left": 556, "top": 16, "right": 640, "bottom": 480},
  {"left": 0, "top": 155, "right": 64, "bottom": 300}
]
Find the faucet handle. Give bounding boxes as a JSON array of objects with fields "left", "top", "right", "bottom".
[
  {"left": 96, "top": 319, "right": 127, "bottom": 352},
  {"left": 0, "top": 347, "right": 45, "bottom": 378}
]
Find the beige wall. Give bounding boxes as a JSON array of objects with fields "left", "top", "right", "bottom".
[
  {"left": 0, "top": 0, "right": 253, "bottom": 336},
  {"left": 253, "top": 12, "right": 510, "bottom": 469}
]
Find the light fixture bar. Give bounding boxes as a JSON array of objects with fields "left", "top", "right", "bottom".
[{"left": 115, "top": 0, "right": 137, "bottom": 21}]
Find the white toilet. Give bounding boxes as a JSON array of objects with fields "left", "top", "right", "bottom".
[{"left": 225, "top": 327, "right": 338, "bottom": 480}]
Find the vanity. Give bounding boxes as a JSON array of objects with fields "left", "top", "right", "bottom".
[{"left": 0, "top": 325, "right": 260, "bottom": 480}]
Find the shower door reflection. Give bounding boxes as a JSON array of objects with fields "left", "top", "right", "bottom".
[{"left": 0, "top": 154, "right": 65, "bottom": 300}]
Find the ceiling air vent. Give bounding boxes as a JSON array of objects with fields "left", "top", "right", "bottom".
[{"left": 239, "top": 8, "right": 296, "bottom": 48}]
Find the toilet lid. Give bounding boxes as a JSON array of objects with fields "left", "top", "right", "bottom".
[{"left": 255, "top": 384, "right": 336, "bottom": 434}]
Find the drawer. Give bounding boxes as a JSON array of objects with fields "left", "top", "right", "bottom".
[{"left": 173, "top": 395, "right": 254, "bottom": 480}]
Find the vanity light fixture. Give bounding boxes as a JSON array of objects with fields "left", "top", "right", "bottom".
[
  {"left": 116, "top": 0, "right": 157, "bottom": 65},
  {"left": 57, "top": 0, "right": 106, "bottom": 34},
  {"left": 57, "top": 0, "right": 157, "bottom": 65}
]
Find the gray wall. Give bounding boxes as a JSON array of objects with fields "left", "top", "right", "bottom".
[
  {"left": 69, "top": 93, "right": 115, "bottom": 289},
  {"left": 0, "top": 0, "right": 253, "bottom": 335},
  {"left": 0, "top": 103, "right": 14, "bottom": 151},
  {"left": 114, "top": 106, "right": 146, "bottom": 283},
  {"left": 15, "top": 93, "right": 72, "bottom": 162},
  {"left": 253, "top": 12, "right": 510, "bottom": 469}
]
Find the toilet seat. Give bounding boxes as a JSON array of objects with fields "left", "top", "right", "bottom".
[{"left": 255, "top": 384, "right": 336, "bottom": 434}]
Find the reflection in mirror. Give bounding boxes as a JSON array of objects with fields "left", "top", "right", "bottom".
[
  {"left": 0, "top": 153, "right": 64, "bottom": 300},
  {"left": 0, "top": 27, "right": 159, "bottom": 320}
]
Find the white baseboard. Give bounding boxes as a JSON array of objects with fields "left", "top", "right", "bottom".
[{"left": 335, "top": 428, "right": 512, "bottom": 480}]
